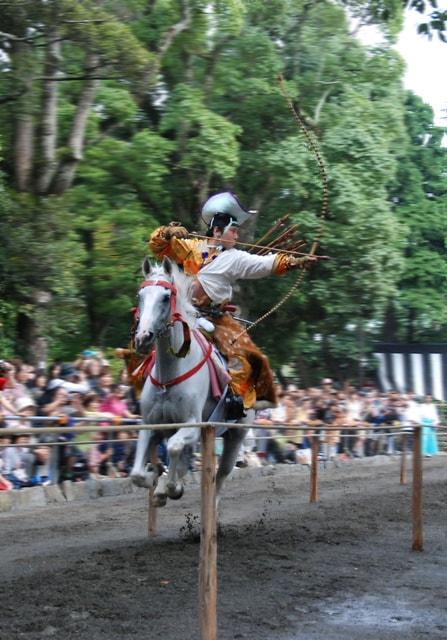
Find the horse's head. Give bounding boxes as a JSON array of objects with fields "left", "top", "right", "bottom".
[{"left": 135, "top": 256, "right": 177, "bottom": 354}]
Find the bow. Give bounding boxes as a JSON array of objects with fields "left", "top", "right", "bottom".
[{"left": 231, "top": 74, "right": 329, "bottom": 344}]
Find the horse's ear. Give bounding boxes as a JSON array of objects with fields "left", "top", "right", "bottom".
[
  {"left": 162, "top": 256, "right": 174, "bottom": 277},
  {"left": 142, "top": 257, "right": 152, "bottom": 279}
]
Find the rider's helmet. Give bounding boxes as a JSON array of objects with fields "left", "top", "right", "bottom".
[{"left": 201, "top": 192, "right": 255, "bottom": 236}]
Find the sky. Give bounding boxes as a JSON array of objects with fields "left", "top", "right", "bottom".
[
  {"left": 357, "top": 8, "right": 447, "bottom": 127},
  {"left": 395, "top": 9, "right": 447, "bottom": 127}
]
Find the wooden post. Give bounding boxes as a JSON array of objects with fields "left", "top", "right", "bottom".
[
  {"left": 400, "top": 432, "right": 407, "bottom": 485},
  {"left": 412, "top": 426, "right": 423, "bottom": 552},
  {"left": 310, "top": 433, "right": 319, "bottom": 503},
  {"left": 148, "top": 449, "right": 158, "bottom": 537},
  {"left": 199, "top": 425, "right": 217, "bottom": 640}
]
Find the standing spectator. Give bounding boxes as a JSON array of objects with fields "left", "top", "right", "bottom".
[
  {"left": 399, "top": 393, "right": 420, "bottom": 450},
  {"left": 419, "top": 394, "right": 440, "bottom": 457},
  {"left": 364, "top": 393, "right": 385, "bottom": 456},
  {"left": 346, "top": 392, "right": 365, "bottom": 457},
  {"left": 323, "top": 405, "right": 343, "bottom": 465},
  {"left": 381, "top": 395, "right": 400, "bottom": 455}
]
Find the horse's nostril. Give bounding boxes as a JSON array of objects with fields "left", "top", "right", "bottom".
[{"left": 136, "top": 331, "right": 154, "bottom": 353}]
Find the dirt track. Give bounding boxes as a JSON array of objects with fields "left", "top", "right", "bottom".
[{"left": 1, "top": 455, "right": 446, "bottom": 640}]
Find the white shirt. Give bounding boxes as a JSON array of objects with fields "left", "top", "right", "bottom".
[
  {"left": 402, "top": 401, "right": 420, "bottom": 427},
  {"left": 418, "top": 402, "right": 439, "bottom": 426},
  {"left": 197, "top": 248, "right": 276, "bottom": 303}
]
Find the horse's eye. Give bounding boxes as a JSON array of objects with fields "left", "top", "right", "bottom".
[{"left": 162, "top": 293, "right": 170, "bottom": 303}]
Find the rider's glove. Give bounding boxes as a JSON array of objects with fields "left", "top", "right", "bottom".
[
  {"left": 287, "top": 255, "right": 317, "bottom": 269},
  {"left": 161, "top": 222, "right": 189, "bottom": 241}
]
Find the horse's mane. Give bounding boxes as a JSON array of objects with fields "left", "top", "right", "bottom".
[{"left": 151, "top": 262, "right": 197, "bottom": 324}]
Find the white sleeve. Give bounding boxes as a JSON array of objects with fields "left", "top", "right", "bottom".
[{"left": 230, "top": 250, "right": 276, "bottom": 280}]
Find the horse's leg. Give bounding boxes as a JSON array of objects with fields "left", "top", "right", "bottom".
[
  {"left": 216, "top": 409, "right": 254, "bottom": 496},
  {"left": 130, "top": 429, "right": 160, "bottom": 489},
  {"left": 157, "top": 426, "right": 200, "bottom": 500}
]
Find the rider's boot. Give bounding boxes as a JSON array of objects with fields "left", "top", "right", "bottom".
[{"left": 224, "top": 390, "right": 246, "bottom": 420}]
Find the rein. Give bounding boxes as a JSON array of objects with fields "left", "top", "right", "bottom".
[
  {"left": 147, "top": 333, "right": 212, "bottom": 389},
  {"left": 138, "top": 278, "right": 191, "bottom": 358}
]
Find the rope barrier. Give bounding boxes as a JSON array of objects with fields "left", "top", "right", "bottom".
[{"left": 0, "top": 418, "right": 445, "bottom": 438}]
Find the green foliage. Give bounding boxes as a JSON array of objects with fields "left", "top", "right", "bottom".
[
  {"left": 387, "top": 92, "right": 447, "bottom": 342},
  {"left": 161, "top": 84, "right": 241, "bottom": 180},
  {"left": 0, "top": 0, "right": 445, "bottom": 381},
  {"left": 0, "top": 189, "right": 86, "bottom": 360}
]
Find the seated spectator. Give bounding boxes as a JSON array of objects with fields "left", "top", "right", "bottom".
[
  {"left": 0, "top": 433, "right": 14, "bottom": 490},
  {"left": 1, "top": 433, "right": 37, "bottom": 488},
  {"left": 9, "top": 395, "right": 37, "bottom": 431},
  {"left": 46, "top": 364, "right": 90, "bottom": 395},
  {"left": 87, "top": 431, "right": 115, "bottom": 478},
  {"left": 29, "top": 369, "right": 48, "bottom": 403},
  {"left": 0, "top": 361, "right": 18, "bottom": 417},
  {"left": 254, "top": 406, "right": 286, "bottom": 465},
  {"left": 112, "top": 430, "right": 136, "bottom": 477},
  {"left": 78, "top": 355, "right": 103, "bottom": 393},
  {"left": 100, "top": 384, "right": 138, "bottom": 419},
  {"left": 38, "top": 384, "right": 84, "bottom": 483},
  {"left": 74, "top": 392, "right": 113, "bottom": 452},
  {"left": 95, "top": 370, "right": 114, "bottom": 399},
  {"left": 1, "top": 359, "right": 32, "bottom": 407},
  {"left": 0, "top": 469, "right": 13, "bottom": 491}
]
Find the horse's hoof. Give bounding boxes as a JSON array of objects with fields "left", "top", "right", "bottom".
[
  {"left": 131, "top": 473, "right": 157, "bottom": 489},
  {"left": 152, "top": 494, "right": 167, "bottom": 507},
  {"left": 167, "top": 484, "right": 184, "bottom": 500},
  {"left": 145, "top": 462, "right": 165, "bottom": 477}
]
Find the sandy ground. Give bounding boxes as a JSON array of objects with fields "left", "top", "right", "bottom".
[{"left": 0, "top": 455, "right": 446, "bottom": 640}]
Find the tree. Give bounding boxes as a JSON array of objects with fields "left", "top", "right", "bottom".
[
  {"left": 0, "top": 0, "right": 155, "bottom": 362},
  {"left": 384, "top": 92, "right": 447, "bottom": 343},
  {"left": 0, "top": 0, "right": 445, "bottom": 377}
]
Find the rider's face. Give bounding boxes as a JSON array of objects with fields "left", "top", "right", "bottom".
[{"left": 214, "top": 225, "right": 239, "bottom": 249}]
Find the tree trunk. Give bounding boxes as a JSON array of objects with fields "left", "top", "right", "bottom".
[
  {"left": 16, "top": 291, "right": 52, "bottom": 366},
  {"left": 12, "top": 41, "right": 35, "bottom": 192},
  {"left": 36, "top": 29, "right": 61, "bottom": 194},
  {"left": 51, "top": 53, "right": 99, "bottom": 195},
  {"left": 382, "top": 303, "right": 398, "bottom": 342},
  {"left": 15, "top": 114, "right": 34, "bottom": 192}
]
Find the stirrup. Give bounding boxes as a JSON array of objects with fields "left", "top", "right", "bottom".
[{"left": 225, "top": 392, "right": 246, "bottom": 420}]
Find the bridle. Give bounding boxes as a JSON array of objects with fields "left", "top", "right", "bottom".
[
  {"left": 137, "top": 278, "right": 191, "bottom": 358},
  {"left": 134, "top": 278, "right": 212, "bottom": 389}
]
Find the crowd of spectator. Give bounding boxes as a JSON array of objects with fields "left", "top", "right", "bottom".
[
  {"left": 241, "top": 378, "right": 443, "bottom": 468},
  {"left": 0, "top": 351, "right": 139, "bottom": 490},
  {"left": 0, "top": 356, "right": 443, "bottom": 491}
]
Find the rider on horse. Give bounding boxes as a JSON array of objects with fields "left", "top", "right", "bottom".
[{"left": 147, "top": 192, "right": 315, "bottom": 415}]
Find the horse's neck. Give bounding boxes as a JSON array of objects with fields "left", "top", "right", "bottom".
[{"left": 154, "top": 326, "right": 198, "bottom": 380}]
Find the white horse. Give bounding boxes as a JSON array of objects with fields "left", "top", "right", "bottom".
[{"left": 130, "top": 256, "right": 249, "bottom": 506}]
